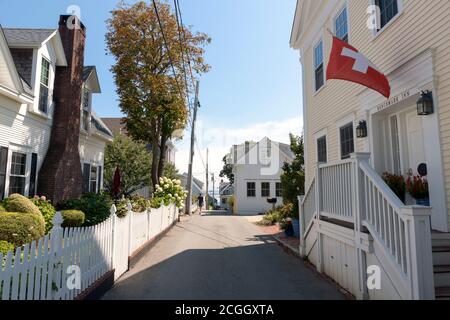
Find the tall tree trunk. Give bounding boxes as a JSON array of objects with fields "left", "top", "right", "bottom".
[
  {"left": 158, "top": 134, "right": 168, "bottom": 180},
  {"left": 151, "top": 119, "right": 161, "bottom": 189},
  {"left": 151, "top": 139, "right": 160, "bottom": 189}
]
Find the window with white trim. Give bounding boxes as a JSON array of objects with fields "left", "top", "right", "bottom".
[
  {"left": 276, "top": 182, "right": 283, "bottom": 197},
  {"left": 39, "top": 58, "right": 50, "bottom": 113},
  {"left": 335, "top": 7, "right": 348, "bottom": 42},
  {"left": 375, "top": 0, "right": 399, "bottom": 30},
  {"left": 340, "top": 123, "right": 354, "bottom": 160},
  {"left": 314, "top": 40, "right": 324, "bottom": 91},
  {"left": 9, "top": 152, "right": 27, "bottom": 195},
  {"left": 261, "top": 182, "right": 270, "bottom": 197}
]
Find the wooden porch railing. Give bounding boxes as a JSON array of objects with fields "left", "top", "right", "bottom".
[{"left": 298, "top": 153, "right": 435, "bottom": 300}]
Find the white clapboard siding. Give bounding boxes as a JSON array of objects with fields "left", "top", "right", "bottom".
[{"left": 0, "top": 203, "right": 179, "bottom": 300}]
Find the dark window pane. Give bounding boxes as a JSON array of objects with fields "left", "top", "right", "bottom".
[
  {"left": 9, "top": 176, "right": 25, "bottom": 195},
  {"left": 39, "top": 84, "right": 48, "bottom": 113},
  {"left": 90, "top": 165, "right": 97, "bottom": 193},
  {"left": 11, "top": 152, "right": 26, "bottom": 175},
  {"left": 29, "top": 153, "right": 38, "bottom": 197},
  {"left": 376, "top": 0, "right": 399, "bottom": 29},
  {"left": 276, "top": 182, "right": 283, "bottom": 197},
  {"left": 40, "top": 58, "right": 50, "bottom": 86},
  {"left": 0, "top": 147, "right": 8, "bottom": 200},
  {"left": 261, "top": 182, "right": 270, "bottom": 197},
  {"left": 247, "top": 182, "right": 256, "bottom": 197},
  {"left": 97, "top": 166, "right": 102, "bottom": 193},
  {"left": 340, "top": 123, "right": 354, "bottom": 159},
  {"left": 317, "top": 136, "right": 327, "bottom": 163},
  {"left": 83, "top": 163, "right": 90, "bottom": 194},
  {"left": 335, "top": 8, "right": 348, "bottom": 42},
  {"left": 315, "top": 64, "right": 324, "bottom": 91}
]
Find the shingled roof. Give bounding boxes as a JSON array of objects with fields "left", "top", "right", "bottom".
[
  {"left": 83, "top": 66, "right": 95, "bottom": 82},
  {"left": 3, "top": 28, "right": 57, "bottom": 47}
]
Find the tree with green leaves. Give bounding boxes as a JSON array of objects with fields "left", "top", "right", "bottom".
[
  {"left": 163, "top": 162, "right": 181, "bottom": 180},
  {"left": 219, "top": 155, "right": 234, "bottom": 184},
  {"left": 104, "top": 135, "right": 153, "bottom": 198},
  {"left": 106, "top": 0, "right": 210, "bottom": 188},
  {"left": 280, "top": 134, "right": 305, "bottom": 217}
]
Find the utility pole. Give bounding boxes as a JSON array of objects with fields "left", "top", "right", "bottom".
[
  {"left": 211, "top": 172, "right": 215, "bottom": 209},
  {"left": 186, "top": 80, "right": 200, "bottom": 215},
  {"left": 205, "top": 148, "right": 209, "bottom": 211}
]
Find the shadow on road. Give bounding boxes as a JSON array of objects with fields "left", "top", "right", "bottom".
[{"left": 102, "top": 242, "right": 346, "bottom": 300}]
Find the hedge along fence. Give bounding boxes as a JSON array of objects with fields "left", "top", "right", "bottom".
[{"left": 0, "top": 203, "right": 179, "bottom": 300}]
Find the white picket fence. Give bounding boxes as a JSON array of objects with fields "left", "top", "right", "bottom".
[{"left": 0, "top": 203, "right": 179, "bottom": 300}]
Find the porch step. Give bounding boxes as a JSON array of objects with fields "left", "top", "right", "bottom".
[
  {"left": 435, "top": 286, "right": 450, "bottom": 300},
  {"left": 432, "top": 247, "right": 450, "bottom": 266},
  {"left": 433, "top": 265, "right": 450, "bottom": 287},
  {"left": 432, "top": 232, "right": 450, "bottom": 247}
]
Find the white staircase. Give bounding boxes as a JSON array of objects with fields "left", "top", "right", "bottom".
[{"left": 298, "top": 153, "right": 436, "bottom": 300}]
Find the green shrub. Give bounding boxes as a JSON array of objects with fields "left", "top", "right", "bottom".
[
  {"left": 114, "top": 195, "right": 151, "bottom": 218},
  {"left": 129, "top": 195, "right": 151, "bottom": 213},
  {"left": 0, "top": 240, "right": 14, "bottom": 255},
  {"left": 61, "top": 210, "right": 85, "bottom": 228},
  {"left": 6, "top": 194, "right": 42, "bottom": 216},
  {"left": 0, "top": 204, "right": 5, "bottom": 212},
  {"left": 115, "top": 199, "right": 128, "bottom": 218},
  {"left": 58, "top": 193, "right": 113, "bottom": 226},
  {"left": 30, "top": 197, "right": 56, "bottom": 234},
  {"left": 0, "top": 212, "right": 45, "bottom": 247}
]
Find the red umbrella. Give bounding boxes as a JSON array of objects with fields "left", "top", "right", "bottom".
[{"left": 113, "top": 166, "right": 121, "bottom": 199}]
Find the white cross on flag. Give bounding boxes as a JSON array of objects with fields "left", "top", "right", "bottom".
[{"left": 326, "top": 36, "right": 390, "bottom": 98}]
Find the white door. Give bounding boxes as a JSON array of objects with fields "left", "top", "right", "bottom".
[{"left": 405, "top": 111, "right": 426, "bottom": 175}]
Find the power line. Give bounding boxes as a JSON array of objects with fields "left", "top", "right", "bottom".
[
  {"left": 194, "top": 137, "right": 206, "bottom": 170},
  {"left": 173, "top": 0, "right": 191, "bottom": 109},
  {"left": 151, "top": 0, "right": 185, "bottom": 106},
  {"left": 175, "top": 0, "right": 196, "bottom": 86}
]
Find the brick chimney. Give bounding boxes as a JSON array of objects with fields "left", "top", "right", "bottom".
[{"left": 37, "top": 15, "right": 86, "bottom": 204}]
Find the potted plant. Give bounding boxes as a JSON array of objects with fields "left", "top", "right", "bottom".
[
  {"left": 382, "top": 172, "right": 406, "bottom": 204},
  {"left": 406, "top": 174, "right": 430, "bottom": 206}
]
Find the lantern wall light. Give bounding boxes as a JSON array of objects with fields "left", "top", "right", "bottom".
[
  {"left": 356, "top": 120, "right": 368, "bottom": 138},
  {"left": 417, "top": 90, "right": 434, "bottom": 115}
]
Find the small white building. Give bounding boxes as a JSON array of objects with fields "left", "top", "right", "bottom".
[
  {"left": 226, "top": 137, "right": 294, "bottom": 215},
  {"left": 219, "top": 181, "right": 234, "bottom": 211}
]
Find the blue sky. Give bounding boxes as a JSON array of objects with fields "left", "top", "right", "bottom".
[{"left": 0, "top": 0, "right": 303, "bottom": 183}]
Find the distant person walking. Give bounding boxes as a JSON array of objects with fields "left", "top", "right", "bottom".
[{"left": 198, "top": 194, "right": 204, "bottom": 214}]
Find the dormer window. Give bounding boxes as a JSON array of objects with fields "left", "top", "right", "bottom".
[
  {"left": 38, "top": 58, "right": 50, "bottom": 113},
  {"left": 82, "top": 87, "right": 90, "bottom": 131}
]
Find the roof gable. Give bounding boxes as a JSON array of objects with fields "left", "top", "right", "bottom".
[
  {"left": 3, "top": 28, "right": 67, "bottom": 66},
  {"left": 0, "top": 26, "right": 26, "bottom": 96},
  {"left": 233, "top": 137, "right": 295, "bottom": 165},
  {"left": 83, "top": 66, "right": 101, "bottom": 93}
]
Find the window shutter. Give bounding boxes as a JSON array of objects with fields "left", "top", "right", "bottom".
[
  {"left": 83, "top": 163, "right": 90, "bottom": 194},
  {"left": 29, "top": 153, "right": 38, "bottom": 197},
  {"left": 97, "top": 166, "right": 102, "bottom": 193},
  {"left": 0, "top": 147, "right": 8, "bottom": 200}
]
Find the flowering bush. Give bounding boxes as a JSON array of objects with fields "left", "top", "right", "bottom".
[
  {"left": 30, "top": 196, "right": 56, "bottom": 234},
  {"left": 152, "top": 177, "right": 187, "bottom": 208},
  {"left": 406, "top": 175, "right": 429, "bottom": 200},
  {"left": 382, "top": 172, "right": 406, "bottom": 203}
]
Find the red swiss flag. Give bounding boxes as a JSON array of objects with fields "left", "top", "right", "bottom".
[{"left": 326, "top": 36, "right": 390, "bottom": 98}]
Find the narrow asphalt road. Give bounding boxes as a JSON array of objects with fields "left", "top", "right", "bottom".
[{"left": 102, "top": 213, "right": 346, "bottom": 300}]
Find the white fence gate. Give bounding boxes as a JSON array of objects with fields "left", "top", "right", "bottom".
[{"left": 0, "top": 203, "right": 179, "bottom": 300}]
